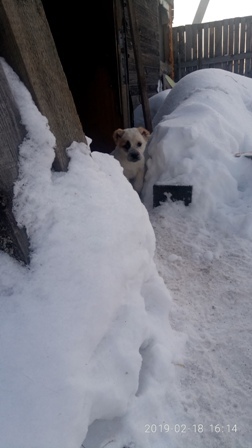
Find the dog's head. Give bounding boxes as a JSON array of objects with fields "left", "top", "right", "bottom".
[{"left": 113, "top": 127, "right": 150, "bottom": 162}]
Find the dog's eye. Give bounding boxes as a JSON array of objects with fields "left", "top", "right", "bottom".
[
  {"left": 137, "top": 142, "right": 142, "bottom": 147},
  {"left": 123, "top": 141, "right": 131, "bottom": 150}
]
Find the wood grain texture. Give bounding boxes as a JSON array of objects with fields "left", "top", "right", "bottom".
[
  {"left": 125, "top": 0, "right": 160, "bottom": 103},
  {"left": 0, "top": 0, "right": 86, "bottom": 171},
  {"left": 0, "top": 66, "right": 25, "bottom": 191},
  {"left": 0, "top": 62, "right": 29, "bottom": 263},
  {"left": 173, "top": 16, "right": 252, "bottom": 81}
]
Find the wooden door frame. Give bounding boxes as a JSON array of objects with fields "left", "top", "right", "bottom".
[{"left": 113, "top": 0, "right": 132, "bottom": 128}]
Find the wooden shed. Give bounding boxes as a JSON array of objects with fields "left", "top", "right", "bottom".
[
  {"left": 0, "top": 0, "right": 174, "bottom": 263},
  {"left": 41, "top": 0, "right": 174, "bottom": 152}
]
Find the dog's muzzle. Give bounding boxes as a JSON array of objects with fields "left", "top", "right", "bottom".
[{"left": 127, "top": 150, "right": 141, "bottom": 162}]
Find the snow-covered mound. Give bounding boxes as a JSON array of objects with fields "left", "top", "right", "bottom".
[
  {"left": 143, "top": 68, "right": 252, "bottom": 240},
  {"left": 134, "top": 89, "right": 170, "bottom": 127},
  {"left": 0, "top": 61, "right": 186, "bottom": 448}
]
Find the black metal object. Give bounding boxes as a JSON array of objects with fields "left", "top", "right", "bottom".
[{"left": 153, "top": 184, "right": 193, "bottom": 208}]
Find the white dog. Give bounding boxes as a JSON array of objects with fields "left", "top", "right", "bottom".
[{"left": 111, "top": 127, "right": 150, "bottom": 194}]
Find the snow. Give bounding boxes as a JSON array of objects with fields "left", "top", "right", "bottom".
[
  {"left": 0, "top": 59, "right": 252, "bottom": 448},
  {"left": 133, "top": 89, "right": 170, "bottom": 128},
  {"left": 143, "top": 68, "right": 252, "bottom": 448}
]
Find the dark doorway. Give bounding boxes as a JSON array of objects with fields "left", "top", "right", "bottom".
[{"left": 42, "top": 1, "right": 123, "bottom": 153}]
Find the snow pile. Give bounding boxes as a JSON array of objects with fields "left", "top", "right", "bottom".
[
  {"left": 133, "top": 89, "right": 170, "bottom": 128},
  {"left": 144, "top": 69, "right": 252, "bottom": 448},
  {"left": 143, "top": 69, "right": 252, "bottom": 240},
  {"left": 0, "top": 61, "right": 185, "bottom": 448}
]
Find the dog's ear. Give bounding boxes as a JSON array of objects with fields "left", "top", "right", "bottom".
[
  {"left": 137, "top": 127, "right": 151, "bottom": 141},
  {"left": 113, "top": 128, "right": 124, "bottom": 143}
]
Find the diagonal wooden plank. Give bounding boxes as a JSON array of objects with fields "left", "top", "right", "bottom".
[
  {"left": 0, "top": 62, "right": 29, "bottom": 264},
  {"left": 125, "top": 0, "right": 152, "bottom": 132}
]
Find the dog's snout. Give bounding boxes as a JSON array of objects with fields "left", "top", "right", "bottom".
[{"left": 127, "top": 150, "right": 141, "bottom": 162}]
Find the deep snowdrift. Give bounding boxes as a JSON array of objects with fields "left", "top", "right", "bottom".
[
  {"left": 0, "top": 59, "right": 185, "bottom": 448},
  {"left": 143, "top": 69, "right": 252, "bottom": 241}
]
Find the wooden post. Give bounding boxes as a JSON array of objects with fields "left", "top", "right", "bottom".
[
  {"left": 125, "top": 0, "right": 153, "bottom": 132},
  {"left": 114, "top": 0, "right": 132, "bottom": 128},
  {"left": 193, "top": 0, "right": 211, "bottom": 24},
  {"left": 0, "top": 0, "right": 86, "bottom": 172},
  {"left": 0, "top": 63, "right": 29, "bottom": 264}
]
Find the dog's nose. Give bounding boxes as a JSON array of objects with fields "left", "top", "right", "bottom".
[{"left": 130, "top": 151, "right": 140, "bottom": 161}]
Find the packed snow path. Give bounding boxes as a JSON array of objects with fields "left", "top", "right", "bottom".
[{"left": 149, "top": 203, "right": 252, "bottom": 448}]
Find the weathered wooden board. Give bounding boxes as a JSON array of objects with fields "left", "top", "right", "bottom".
[
  {"left": 126, "top": 0, "right": 152, "bottom": 132},
  {"left": 0, "top": 0, "right": 86, "bottom": 172},
  {"left": 239, "top": 18, "right": 246, "bottom": 74},
  {"left": 0, "top": 63, "right": 29, "bottom": 264},
  {"left": 173, "top": 16, "right": 252, "bottom": 81},
  {"left": 125, "top": 0, "right": 160, "bottom": 110}
]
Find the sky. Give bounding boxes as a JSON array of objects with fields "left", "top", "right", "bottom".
[
  {"left": 173, "top": 0, "right": 252, "bottom": 26},
  {"left": 0, "top": 58, "right": 252, "bottom": 448}
]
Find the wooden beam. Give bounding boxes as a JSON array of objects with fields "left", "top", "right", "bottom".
[
  {"left": 125, "top": 0, "right": 153, "bottom": 132},
  {"left": 114, "top": 0, "right": 131, "bottom": 128},
  {"left": 0, "top": 0, "right": 86, "bottom": 172},
  {"left": 0, "top": 62, "right": 29, "bottom": 264},
  {"left": 193, "top": 0, "right": 211, "bottom": 24}
]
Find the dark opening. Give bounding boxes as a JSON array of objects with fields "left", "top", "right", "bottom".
[{"left": 42, "top": 0, "right": 123, "bottom": 153}]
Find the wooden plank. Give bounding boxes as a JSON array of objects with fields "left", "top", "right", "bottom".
[
  {"left": 173, "top": 16, "right": 252, "bottom": 77},
  {"left": 173, "top": 27, "right": 179, "bottom": 62},
  {"left": 198, "top": 24, "right": 203, "bottom": 66},
  {"left": 191, "top": 24, "right": 198, "bottom": 64},
  {"left": 126, "top": 0, "right": 152, "bottom": 132},
  {"left": 185, "top": 24, "right": 192, "bottom": 68},
  {"left": 178, "top": 26, "right": 186, "bottom": 79},
  {"left": 167, "top": 7, "right": 174, "bottom": 79},
  {"left": 173, "top": 27, "right": 179, "bottom": 80},
  {"left": 222, "top": 20, "right": 229, "bottom": 55},
  {"left": 0, "top": 69, "right": 24, "bottom": 191},
  {"left": 222, "top": 20, "right": 229, "bottom": 70},
  {"left": 228, "top": 19, "right": 235, "bottom": 72},
  {"left": 214, "top": 23, "right": 222, "bottom": 56},
  {"left": 214, "top": 22, "right": 222, "bottom": 69},
  {"left": 203, "top": 23, "right": 209, "bottom": 59},
  {"left": 178, "top": 52, "right": 252, "bottom": 69},
  {"left": 245, "top": 18, "right": 252, "bottom": 76},
  {"left": 246, "top": 17, "right": 252, "bottom": 52},
  {"left": 0, "top": 62, "right": 29, "bottom": 264},
  {"left": 0, "top": 0, "right": 86, "bottom": 172},
  {"left": 127, "top": 0, "right": 160, "bottom": 105},
  {"left": 239, "top": 17, "right": 246, "bottom": 74},
  {"left": 193, "top": 0, "right": 211, "bottom": 24},
  {"left": 114, "top": 0, "right": 131, "bottom": 128},
  {"left": 209, "top": 24, "right": 215, "bottom": 58},
  {"left": 233, "top": 18, "right": 240, "bottom": 73},
  {"left": 228, "top": 19, "right": 234, "bottom": 55}
]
